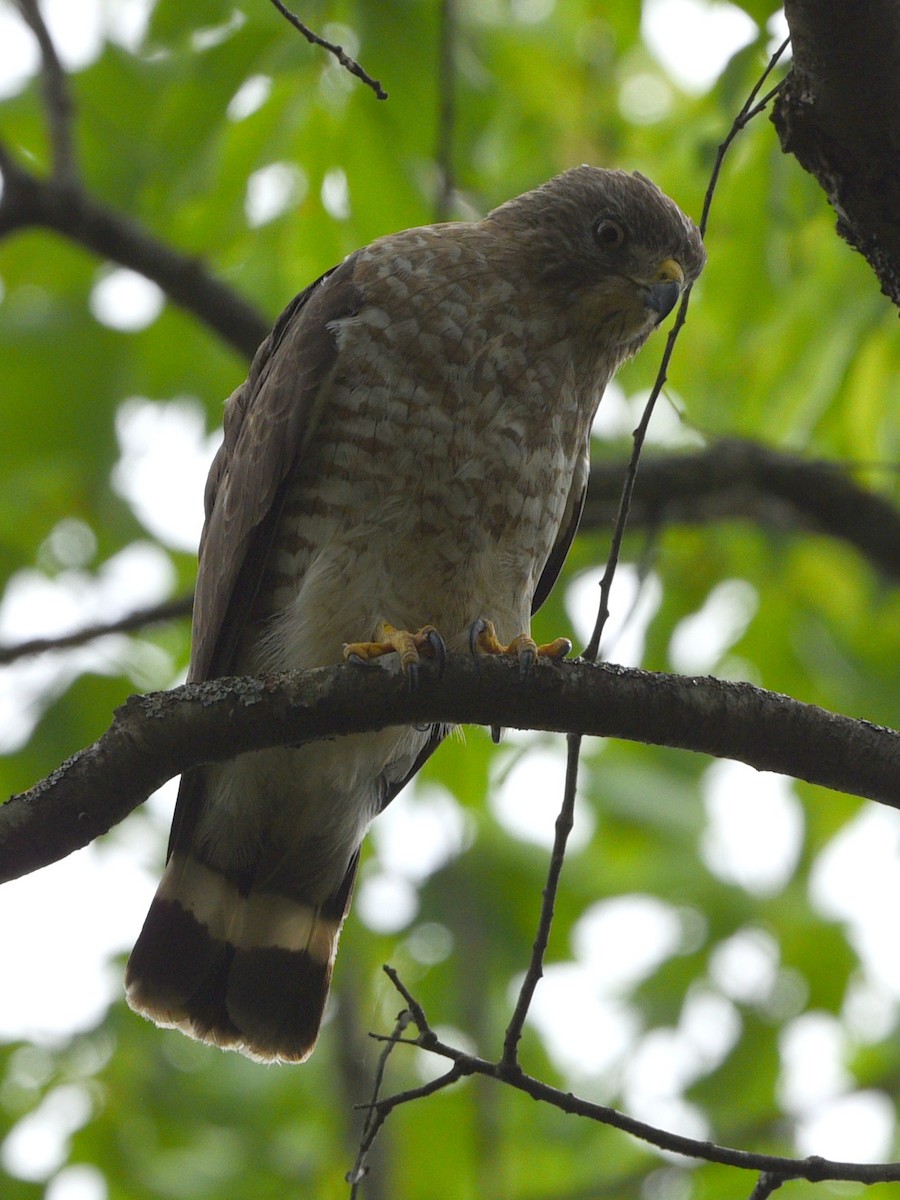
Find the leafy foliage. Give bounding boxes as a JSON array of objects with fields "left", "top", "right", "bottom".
[{"left": 0, "top": 1, "right": 897, "bottom": 1197}]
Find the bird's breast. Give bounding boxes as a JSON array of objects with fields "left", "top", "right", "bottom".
[{"left": 252, "top": 248, "right": 597, "bottom": 668}]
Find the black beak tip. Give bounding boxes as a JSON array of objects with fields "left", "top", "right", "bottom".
[{"left": 647, "top": 279, "right": 681, "bottom": 322}]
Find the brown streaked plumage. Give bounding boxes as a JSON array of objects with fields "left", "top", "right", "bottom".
[{"left": 125, "top": 166, "right": 705, "bottom": 1062}]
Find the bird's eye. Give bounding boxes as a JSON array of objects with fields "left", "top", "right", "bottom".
[{"left": 594, "top": 218, "right": 626, "bottom": 248}]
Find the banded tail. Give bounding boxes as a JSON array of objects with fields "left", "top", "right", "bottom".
[{"left": 125, "top": 844, "right": 358, "bottom": 1063}]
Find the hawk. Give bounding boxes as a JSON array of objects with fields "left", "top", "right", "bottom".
[{"left": 126, "top": 166, "right": 705, "bottom": 1061}]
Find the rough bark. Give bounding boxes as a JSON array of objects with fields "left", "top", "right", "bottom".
[
  {"left": 774, "top": 0, "right": 900, "bottom": 305},
  {"left": 2, "top": 657, "right": 897, "bottom": 884}
]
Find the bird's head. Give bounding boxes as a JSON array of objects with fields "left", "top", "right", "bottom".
[{"left": 486, "top": 165, "right": 706, "bottom": 360}]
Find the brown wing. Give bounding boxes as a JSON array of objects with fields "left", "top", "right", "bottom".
[
  {"left": 531, "top": 444, "right": 590, "bottom": 614},
  {"left": 189, "top": 256, "right": 362, "bottom": 682},
  {"left": 166, "top": 258, "right": 362, "bottom": 860}
]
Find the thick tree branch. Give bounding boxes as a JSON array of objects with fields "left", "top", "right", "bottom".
[
  {"left": 0, "top": 4, "right": 269, "bottom": 355},
  {"left": 773, "top": 1, "right": 900, "bottom": 305},
  {"left": 0, "top": 144, "right": 269, "bottom": 358},
  {"left": 1, "top": 657, "right": 897, "bottom": 884},
  {"left": 584, "top": 441, "right": 900, "bottom": 582},
  {"left": 0, "top": 442, "right": 894, "bottom": 668}
]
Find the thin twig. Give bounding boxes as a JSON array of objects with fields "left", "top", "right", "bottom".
[
  {"left": 748, "top": 1172, "right": 786, "bottom": 1200},
  {"left": 697, "top": 37, "right": 791, "bottom": 237},
  {"left": 355, "top": 1063, "right": 464, "bottom": 1151},
  {"left": 434, "top": 0, "right": 457, "bottom": 220},
  {"left": 583, "top": 35, "right": 791, "bottom": 663},
  {"left": 501, "top": 732, "right": 582, "bottom": 1067},
  {"left": 267, "top": 0, "right": 387, "bottom": 99},
  {"left": 0, "top": 596, "right": 193, "bottom": 665},
  {"left": 347, "top": 1008, "right": 412, "bottom": 1197},
  {"left": 494, "top": 45, "right": 795, "bottom": 1067},
  {"left": 374, "top": 970, "right": 900, "bottom": 1187},
  {"left": 505, "top": 43, "right": 795, "bottom": 1148},
  {"left": 15, "top": 0, "right": 78, "bottom": 185},
  {"left": 381, "top": 966, "right": 431, "bottom": 1035},
  {"left": 582, "top": 305, "right": 685, "bottom": 662},
  {"left": 351, "top": 975, "right": 467, "bottom": 1164}
]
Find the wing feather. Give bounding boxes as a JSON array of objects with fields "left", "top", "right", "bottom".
[
  {"left": 532, "top": 445, "right": 590, "bottom": 614},
  {"left": 190, "top": 257, "right": 362, "bottom": 682},
  {"left": 167, "top": 259, "right": 361, "bottom": 860}
]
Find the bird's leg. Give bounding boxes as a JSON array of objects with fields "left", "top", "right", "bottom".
[
  {"left": 469, "top": 617, "right": 571, "bottom": 676},
  {"left": 343, "top": 621, "right": 446, "bottom": 686}
]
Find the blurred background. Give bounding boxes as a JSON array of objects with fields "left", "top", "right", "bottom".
[{"left": 0, "top": 1, "right": 898, "bottom": 1197}]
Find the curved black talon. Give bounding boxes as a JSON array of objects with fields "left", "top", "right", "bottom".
[
  {"left": 424, "top": 628, "right": 447, "bottom": 674},
  {"left": 517, "top": 646, "right": 536, "bottom": 677},
  {"left": 347, "top": 652, "right": 377, "bottom": 668},
  {"left": 406, "top": 660, "right": 420, "bottom": 693},
  {"left": 469, "top": 617, "right": 488, "bottom": 656}
]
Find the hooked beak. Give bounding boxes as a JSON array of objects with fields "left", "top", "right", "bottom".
[{"left": 645, "top": 258, "right": 685, "bottom": 322}]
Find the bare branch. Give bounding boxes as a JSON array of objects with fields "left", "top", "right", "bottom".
[
  {"left": 15, "top": 0, "right": 78, "bottom": 184},
  {"left": 352, "top": 970, "right": 471, "bottom": 1168},
  {"left": 353, "top": 1056, "right": 463, "bottom": 1166},
  {"left": 0, "top": 596, "right": 193, "bottom": 665},
  {"left": 582, "top": 441, "right": 900, "bottom": 583},
  {"left": 371, "top": 969, "right": 900, "bottom": 1186},
  {"left": 0, "top": 443, "right": 893, "bottom": 665},
  {"left": 267, "top": 0, "right": 387, "bottom": 99},
  {"left": 347, "top": 1007, "right": 412, "bottom": 1196},
  {"left": 748, "top": 1173, "right": 786, "bottom": 1200},
  {"left": 501, "top": 732, "right": 581, "bottom": 1067},
  {"left": 528, "top": 36, "right": 785, "bottom": 1067},
  {"left": 0, "top": 144, "right": 268, "bottom": 358},
  {"left": 1, "top": 658, "right": 897, "bottom": 884},
  {"left": 434, "top": 0, "right": 457, "bottom": 221},
  {"left": 584, "top": 295, "right": 688, "bottom": 660},
  {"left": 698, "top": 37, "right": 790, "bottom": 238},
  {"left": 583, "top": 37, "right": 790, "bottom": 663},
  {"left": 0, "top": 5, "right": 270, "bottom": 356}
]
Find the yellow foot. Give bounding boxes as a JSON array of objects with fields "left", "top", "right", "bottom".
[
  {"left": 343, "top": 621, "right": 446, "bottom": 687},
  {"left": 469, "top": 617, "right": 571, "bottom": 743},
  {"left": 469, "top": 618, "right": 571, "bottom": 675}
]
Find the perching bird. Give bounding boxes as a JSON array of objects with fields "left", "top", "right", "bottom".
[{"left": 126, "top": 166, "right": 705, "bottom": 1062}]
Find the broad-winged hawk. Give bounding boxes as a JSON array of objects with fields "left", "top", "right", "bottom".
[{"left": 126, "top": 166, "right": 706, "bottom": 1061}]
